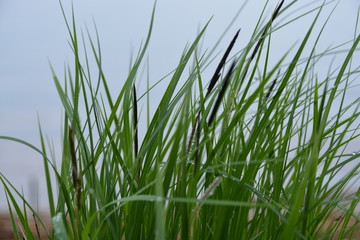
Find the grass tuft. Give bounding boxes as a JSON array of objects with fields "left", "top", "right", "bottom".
[{"left": 1, "top": 1, "right": 360, "bottom": 239}]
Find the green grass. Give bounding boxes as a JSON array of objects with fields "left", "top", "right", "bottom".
[{"left": 2, "top": 0, "right": 360, "bottom": 239}]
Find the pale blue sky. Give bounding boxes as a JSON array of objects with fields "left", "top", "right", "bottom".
[{"left": 0, "top": 0, "right": 359, "bottom": 210}]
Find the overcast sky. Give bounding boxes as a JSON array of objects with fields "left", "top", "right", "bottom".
[{"left": 0, "top": 0, "right": 359, "bottom": 210}]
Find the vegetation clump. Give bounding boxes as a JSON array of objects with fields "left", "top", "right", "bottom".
[{"left": 1, "top": 0, "right": 360, "bottom": 239}]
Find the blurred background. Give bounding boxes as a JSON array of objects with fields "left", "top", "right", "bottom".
[{"left": 0, "top": 0, "right": 359, "bottom": 211}]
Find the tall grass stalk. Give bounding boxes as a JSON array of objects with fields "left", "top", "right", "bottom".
[{"left": 1, "top": 1, "right": 360, "bottom": 239}]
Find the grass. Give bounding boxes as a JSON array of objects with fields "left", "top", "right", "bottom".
[{"left": 1, "top": 0, "right": 360, "bottom": 239}]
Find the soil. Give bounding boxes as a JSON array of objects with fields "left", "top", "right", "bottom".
[
  {"left": 0, "top": 212, "right": 51, "bottom": 240},
  {"left": 0, "top": 211, "right": 360, "bottom": 239}
]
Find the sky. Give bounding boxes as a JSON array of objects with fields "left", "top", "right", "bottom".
[{"left": 0, "top": 0, "right": 359, "bottom": 210}]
